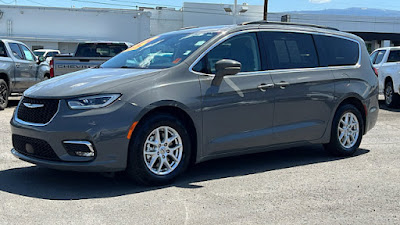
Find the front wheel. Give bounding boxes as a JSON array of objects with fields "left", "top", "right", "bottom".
[
  {"left": 324, "top": 104, "right": 364, "bottom": 156},
  {"left": 126, "top": 114, "right": 192, "bottom": 186},
  {"left": 0, "top": 79, "right": 9, "bottom": 110}
]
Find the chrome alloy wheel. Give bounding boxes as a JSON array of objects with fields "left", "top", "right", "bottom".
[
  {"left": 385, "top": 84, "right": 393, "bottom": 105},
  {"left": 337, "top": 112, "right": 360, "bottom": 149},
  {"left": 143, "top": 126, "right": 183, "bottom": 176}
]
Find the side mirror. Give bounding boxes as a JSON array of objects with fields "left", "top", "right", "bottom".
[
  {"left": 37, "top": 56, "right": 45, "bottom": 64},
  {"left": 212, "top": 59, "right": 241, "bottom": 86}
]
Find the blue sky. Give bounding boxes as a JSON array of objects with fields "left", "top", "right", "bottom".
[{"left": 2, "top": 0, "right": 400, "bottom": 12}]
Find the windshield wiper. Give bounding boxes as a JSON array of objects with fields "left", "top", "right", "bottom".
[{"left": 120, "top": 66, "right": 142, "bottom": 69}]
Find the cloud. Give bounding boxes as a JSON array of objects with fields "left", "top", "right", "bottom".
[{"left": 309, "top": 0, "right": 331, "bottom": 3}]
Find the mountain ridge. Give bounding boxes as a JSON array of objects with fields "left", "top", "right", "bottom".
[{"left": 284, "top": 7, "right": 400, "bottom": 17}]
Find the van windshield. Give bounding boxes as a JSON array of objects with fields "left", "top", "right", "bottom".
[{"left": 101, "top": 31, "right": 218, "bottom": 69}]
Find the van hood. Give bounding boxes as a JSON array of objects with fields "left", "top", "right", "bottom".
[{"left": 24, "top": 68, "right": 161, "bottom": 98}]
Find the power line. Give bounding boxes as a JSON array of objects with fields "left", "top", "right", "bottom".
[{"left": 24, "top": 0, "right": 49, "bottom": 6}]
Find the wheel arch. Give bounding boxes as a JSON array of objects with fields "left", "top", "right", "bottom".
[
  {"left": 131, "top": 101, "right": 199, "bottom": 165},
  {"left": 0, "top": 72, "right": 10, "bottom": 91},
  {"left": 334, "top": 96, "right": 367, "bottom": 135},
  {"left": 384, "top": 76, "right": 393, "bottom": 86}
]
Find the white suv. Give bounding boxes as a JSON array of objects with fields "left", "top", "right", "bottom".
[{"left": 370, "top": 47, "right": 400, "bottom": 107}]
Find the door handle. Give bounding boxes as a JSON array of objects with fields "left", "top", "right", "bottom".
[
  {"left": 15, "top": 63, "right": 20, "bottom": 68},
  {"left": 275, "top": 81, "right": 290, "bottom": 89},
  {"left": 257, "top": 83, "right": 274, "bottom": 92}
]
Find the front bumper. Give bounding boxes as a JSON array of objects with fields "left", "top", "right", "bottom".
[{"left": 10, "top": 99, "right": 141, "bottom": 172}]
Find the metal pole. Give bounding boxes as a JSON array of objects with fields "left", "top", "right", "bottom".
[
  {"left": 233, "top": 0, "right": 237, "bottom": 24},
  {"left": 263, "top": 0, "right": 268, "bottom": 21}
]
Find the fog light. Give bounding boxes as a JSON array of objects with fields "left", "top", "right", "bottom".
[{"left": 63, "top": 141, "right": 95, "bottom": 157}]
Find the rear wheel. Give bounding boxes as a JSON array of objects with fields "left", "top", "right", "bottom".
[
  {"left": 384, "top": 81, "right": 400, "bottom": 108},
  {"left": 126, "top": 114, "right": 192, "bottom": 186},
  {"left": 0, "top": 79, "right": 9, "bottom": 110},
  {"left": 324, "top": 104, "right": 364, "bottom": 156}
]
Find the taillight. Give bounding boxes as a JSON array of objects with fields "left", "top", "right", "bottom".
[
  {"left": 372, "top": 66, "right": 379, "bottom": 77},
  {"left": 49, "top": 59, "right": 54, "bottom": 78}
]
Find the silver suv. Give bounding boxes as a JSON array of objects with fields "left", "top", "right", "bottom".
[{"left": 11, "top": 22, "right": 379, "bottom": 185}]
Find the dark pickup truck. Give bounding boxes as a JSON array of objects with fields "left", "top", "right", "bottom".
[{"left": 50, "top": 42, "right": 132, "bottom": 77}]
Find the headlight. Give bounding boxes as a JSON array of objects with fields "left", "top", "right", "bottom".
[{"left": 67, "top": 94, "right": 121, "bottom": 109}]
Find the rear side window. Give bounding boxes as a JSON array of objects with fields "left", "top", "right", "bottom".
[
  {"left": 387, "top": 50, "right": 400, "bottom": 63},
  {"left": 260, "top": 32, "right": 319, "bottom": 70},
  {"left": 9, "top": 43, "right": 24, "bottom": 60},
  {"left": 75, "top": 43, "right": 128, "bottom": 57},
  {"left": 0, "top": 41, "right": 8, "bottom": 57},
  {"left": 314, "top": 35, "right": 359, "bottom": 66}
]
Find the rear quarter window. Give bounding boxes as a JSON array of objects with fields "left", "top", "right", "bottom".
[{"left": 314, "top": 35, "right": 359, "bottom": 67}]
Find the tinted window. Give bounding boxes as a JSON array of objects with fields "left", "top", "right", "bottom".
[
  {"left": 75, "top": 43, "right": 128, "bottom": 57},
  {"left": 46, "top": 52, "right": 58, "bottom": 57},
  {"left": 374, "top": 50, "right": 386, "bottom": 64},
  {"left": 314, "top": 35, "right": 359, "bottom": 66},
  {"left": 0, "top": 41, "right": 8, "bottom": 57},
  {"left": 261, "top": 32, "right": 318, "bottom": 70},
  {"left": 9, "top": 43, "right": 24, "bottom": 60},
  {"left": 387, "top": 50, "right": 400, "bottom": 63},
  {"left": 194, "top": 33, "right": 261, "bottom": 73},
  {"left": 33, "top": 51, "right": 45, "bottom": 57},
  {"left": 20, "top": 45, "right": 35, "bottom": 61}
]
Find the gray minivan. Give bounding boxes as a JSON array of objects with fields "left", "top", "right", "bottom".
[{"left": 11, "top": 22, "right": 379, "bottom": 185}]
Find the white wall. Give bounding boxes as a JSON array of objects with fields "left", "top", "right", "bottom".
[
  {"left": 0, "top": 5, "right": 151, "bottom": 52},
  {"left": 183, "top": 2, "right": 262, "bottom": 27},
  {"left": 146, "top": 8, "right": 183, "bottom": 36}
]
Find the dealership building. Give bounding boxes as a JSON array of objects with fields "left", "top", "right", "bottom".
[{"left": 0, "top": 2, "right": 399, "bottom": 53}]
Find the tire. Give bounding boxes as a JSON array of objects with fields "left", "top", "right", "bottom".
[
  {"left": 324, "top": 104, "right": 364, "bottom": 157},
  {"left": 126, "top": 113, "right": 192, "bottom": 186},
  {"left": 0, "top": 79, "right": 9, "bottom": 110},
  {"left": 384, "top": 81, "right": 400, "bottom": 108}
]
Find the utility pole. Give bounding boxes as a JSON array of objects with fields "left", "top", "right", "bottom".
[
  {"left": 263, "top": 0, "right": 268, "bottom": 21},
  {"left": 233, "top": 0, "right": 237, "bottom": 24}
]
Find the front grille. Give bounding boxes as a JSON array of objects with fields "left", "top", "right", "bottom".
[
  {"left": 17, "top": 97, "right": 59, "bottom": 124},
  {"left": 12, "top": 135, "right": 61, "bottom": 161}
]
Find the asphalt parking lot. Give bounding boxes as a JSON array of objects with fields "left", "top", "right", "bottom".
[{"left": 0, "top": 96, "right": 399, "bottom": 224}]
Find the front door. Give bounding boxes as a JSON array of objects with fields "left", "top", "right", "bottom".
[
  {"left": 9, "top": 43, "right": 38, "bottom": 91},
  {"left": 19, "top": 44, "right": 39, "bottom": 87},
  {"left": 192, "top": 32, "right": 277, "bottom": 156}
]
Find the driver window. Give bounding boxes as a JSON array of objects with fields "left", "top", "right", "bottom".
[
  {"left": 194, "top": 32, "right": 261, "bottom": 74},
  {"left": 20, "top": 45, "right": 35, "bottom": 61}
]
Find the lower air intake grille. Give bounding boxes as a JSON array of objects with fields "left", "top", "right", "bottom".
[{"left": 12, "top": 135, "right": 61, "bottom": 161}]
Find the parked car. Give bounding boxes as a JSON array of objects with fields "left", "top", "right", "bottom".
[
  {"left": 50, "top": 42, "right": 132, "bottom": 77},
  {"left": 11, "top": 22, "right": 379, "bottom": 185},
  {"left": 370, "top": 47, "right": 400, "bottom": 107},
  {"left": 33, "top": 49, "right": 61, "bottom": 63},
  {"left": 0, "top": 39, "right": 50, "bottom": 110}
]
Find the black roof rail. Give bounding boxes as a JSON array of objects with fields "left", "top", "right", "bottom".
[{"left": 241, "top": 20, "right": 340, "bottom": 31}]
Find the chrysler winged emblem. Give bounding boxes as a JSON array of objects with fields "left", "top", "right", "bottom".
[{"left": 23, "top": 103, "right": 44, "bottom": 109}]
